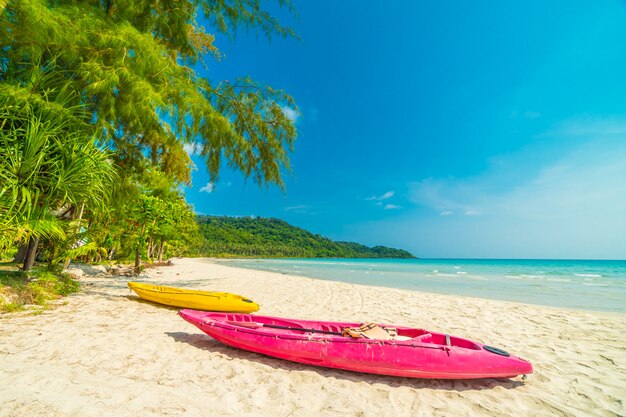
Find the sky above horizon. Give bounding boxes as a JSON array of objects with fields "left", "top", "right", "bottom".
[{"left": 185, "top": 1, "right": 626, "bottom": 259}]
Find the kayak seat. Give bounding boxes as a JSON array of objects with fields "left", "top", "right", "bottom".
[
  {"left": 340, "top": 324, "right": 413, "bottom": 341},
  {"left": 342, "top": 323, "right": 397, "bottom": 340},
  {"left": 413, "top": 333, "right": 433, "bottom": 342}
]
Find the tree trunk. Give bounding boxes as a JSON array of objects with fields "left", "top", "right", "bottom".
[
  {"left": 134, "top": 247, "right": 141, "bottom": 269},
  {"left": 135, "top": 223, "right": 146, "bottom": 269},
  {"left": 23, "top": 236, "right": 40, "bottom": 271},
  {"left": 13, "top": 243, "right": 28, "bottom": 263},
  {"left": 48, "top": 241, "right": 58, "bottom": 268},
  {"left": 157, "top": 239, "right": 164, "bottom": 262},
  {"left": 76, "top": 202, "right": 85, "bottom": 222},
  {"left": 64, "top": 202, "right": 85, "bottom": 269}
]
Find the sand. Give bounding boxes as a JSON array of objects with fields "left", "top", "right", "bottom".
[{"left": 1, "top": 257, "right": 624, "bottom": 417}]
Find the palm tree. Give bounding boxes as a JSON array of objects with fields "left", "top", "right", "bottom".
[{"left": 0, "top": 71, "right": 116, "bottom": 270}]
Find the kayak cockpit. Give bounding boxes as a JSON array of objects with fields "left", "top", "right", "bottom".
[{"left": 209, "top": 313, "right": 481, "bottom": 349}]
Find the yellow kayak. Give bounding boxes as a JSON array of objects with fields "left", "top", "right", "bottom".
[{"left": 127, "top": 282, "right": 260, "bottom": 313}]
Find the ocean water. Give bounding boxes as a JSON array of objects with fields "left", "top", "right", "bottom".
[{"left": 217, "top": 258, "right": 626, "bottom": 314}]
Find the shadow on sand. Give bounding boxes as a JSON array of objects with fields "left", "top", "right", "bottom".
[
  {"left": 165, "top": 331, "right": 527, "bottom": 392},
  {"left": 124, "top": 295, "right": 181, "bottom": 310}
]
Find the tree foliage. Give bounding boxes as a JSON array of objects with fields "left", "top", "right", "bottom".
[
  {"left": 195, "top": 216, "right": 416, "bottom": 258},
  {"left": 1, "top": 0, "right": 298, "bottom": 187},
  {"left": 0, "top": 0, "right": 299, "bottom": 269},
  {"left": 0, "top": 71, "right": 116, "bottom": 269}
]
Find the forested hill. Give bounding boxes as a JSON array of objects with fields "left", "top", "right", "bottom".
[{"left": 196, "top": 216, "right": 415, "bottom": 258}]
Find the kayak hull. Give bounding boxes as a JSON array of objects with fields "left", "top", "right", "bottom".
[
  {"left": 178, "top": 310, "right": 533, "bottom": 379},
  {"left": 128, "top": 282, "right": 259, "bottom": 313}
]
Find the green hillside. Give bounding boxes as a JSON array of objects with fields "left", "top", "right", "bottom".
[{"left": 196, "top": 216, "right": 415, "bottom": 258}]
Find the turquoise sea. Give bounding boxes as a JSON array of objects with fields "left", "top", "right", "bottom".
[{"left": 217, "top": 258, "right": 626, "bottom": 314}]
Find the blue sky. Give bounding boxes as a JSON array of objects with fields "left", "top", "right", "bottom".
[{"left": 185, "top": 1, "right": 626, "bottom": 259}]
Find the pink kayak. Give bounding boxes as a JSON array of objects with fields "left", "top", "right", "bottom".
[{"left": 178, "top": 310, "right": 533, "bottom": 379}]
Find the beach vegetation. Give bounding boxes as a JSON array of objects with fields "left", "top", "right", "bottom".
[
  {"left": 196, "top": 216, "right": 415, "bottom": 258},
  {"left": 0, "top": 266, "right": 80, "bottom": 312},
  {"left": 0, "top": 81, "right": 116, "bottom": 271},
  {"left": 0, "top": 0, "right": 298, "bottom": 273},
  {"left": 0, "top": 0, "right": 415, "bottom": 285},
  {"left": 0, "top": 0, "right": 298, "bottom": 187}
]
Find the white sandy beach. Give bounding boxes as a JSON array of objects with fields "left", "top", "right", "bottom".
[{"left": 1, "top": 257, "right": 624, "bottom": 417}]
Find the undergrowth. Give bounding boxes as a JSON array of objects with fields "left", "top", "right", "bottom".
[{"left": 0, "top": 265, "right": 80, "bottom": 313}]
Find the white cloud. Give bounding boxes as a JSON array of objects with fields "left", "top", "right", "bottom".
[
  {"left": 285, "top": 205, "right": 309, "bottom": 211},
  {"left": 412, "top": 140, "right": 626, "bottom": 223},
  {"left": 401, "top": 117, "right": 626, "bottom": 258},
  {"left": 183, "top": 142, "right": 200, "bottom": 156},
  {"left": 409, "top": 177, "right": 480, "bottom": 214},
  {"left": 367, "top": 191, "right": 402, "bottom": 210},
  {"left": 281, "top": 106, "right": 300, "bottom": 123},
  {"left": 199, "top": 182, "right": 215, "bottom": 193},
  {"left": 284, "top": 204, "right": 317, "bottom": 215},
  {"left": 384, "top": 204, "right": 402, "bottom": 210},
  {"left": 366, "top": 191, "right": 395, "bottom": 201}
]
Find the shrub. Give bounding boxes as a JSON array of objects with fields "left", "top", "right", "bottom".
[{"left": 0, "top": 268, "right": 80, "bottom": 312}]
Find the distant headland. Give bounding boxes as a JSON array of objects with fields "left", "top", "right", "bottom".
[{"left": 195, "top": 215, "right": 415, "bottom": 259}]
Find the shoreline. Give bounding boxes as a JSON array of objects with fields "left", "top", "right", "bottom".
[
  {"left": 1, "top": 257, "right": 624, "bottom": 416},
  {"left": 210, "top": 257, "right": 626, "bottom": 315}
]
